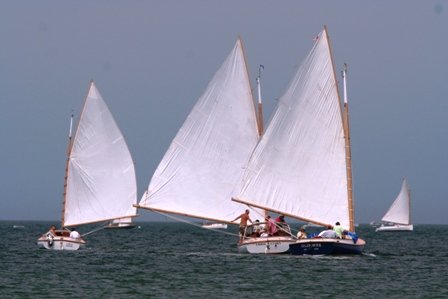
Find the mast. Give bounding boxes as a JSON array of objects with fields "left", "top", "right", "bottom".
[
  {"left": 406, "top": 179, "right": 412, "bottom": 225},
  {"left": 324, "top": 25, "right": 354, "bottom": 231},
  {"left": 256, "top": 65, "right": 264, "bottom": 136},
  {"left": 61, "top": 113, "right": 74, "bottom": 228},
  {"left": 342, "top": 63, "right": 355, "bottom": 231},
  {"left": 256, "top": 64, "right": 268, "bottom": 219},
  {"left": 239, "top": 36, "right": 261, "bottom": 137}
]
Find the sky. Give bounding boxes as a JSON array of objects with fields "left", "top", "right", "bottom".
[{"left": 1, "top": 1, "right": 447, "bottom": 224}]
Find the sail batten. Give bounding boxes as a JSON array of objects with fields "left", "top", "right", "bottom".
[
  {"left": 138, "top": 39, "right": 260, "bottom": 223},
  {"left": 235, "top": 28, "right": 351, "bottom": 229},
  {"left": 63, "top": 82, "right": 137, "bottom": 227}
]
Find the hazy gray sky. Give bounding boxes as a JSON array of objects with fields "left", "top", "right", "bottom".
[{"left": 1, "top": 1, "right": 447, "bottom": 224}]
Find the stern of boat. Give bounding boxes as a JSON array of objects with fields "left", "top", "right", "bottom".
[{"left": 37, "top": 231, "right": 86, "bottom": 251}]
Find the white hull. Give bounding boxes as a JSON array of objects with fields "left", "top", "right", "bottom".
[
  {"left": 238, "top": 236, "right": 295, "bottom": 254},
  {"left": 376, "top": 224, "right": 413, "bottom": 232},
  {"left": 37, "top": 235, "right": 85, "bottom": 251},
  {"left": 202, "top": 223, "right": 228, "bottom": 229},
  {"left": 106, "top": 222, "right": 135, "bottom": 229}
]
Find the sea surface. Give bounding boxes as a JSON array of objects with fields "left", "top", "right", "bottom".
[{"left": 1, "top": 221, "right": 447, "bottom": 298}]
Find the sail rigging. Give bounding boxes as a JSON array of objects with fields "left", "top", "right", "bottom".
[
  {"left": 63, "top": 81, "right": 137, "bottom": 227},
  {"left": 137, "top": 38, "right": 261, "bottom": 223},
  {"left": 233, "top": 27, "right": 352, "bottom": 229}
]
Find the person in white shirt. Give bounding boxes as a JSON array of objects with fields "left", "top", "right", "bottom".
[
  {"left": 69, "top": 228, "right": 81, "bottom": 239},
  {"left": 318, "top": 225, "right": 337, "bottom": 239}
]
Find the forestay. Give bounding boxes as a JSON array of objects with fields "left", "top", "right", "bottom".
[
  {"left": 138, "top": 39, "right": 261, "bottom": 223},
  {"left": 64, "top": 82, "right": 137, "bottom": 227},
  {"left": 234, "top": 29, "right": 351, "bottom": 229},
  {"left": 382, "top": 179, "right": 411, "bottom": 225}
]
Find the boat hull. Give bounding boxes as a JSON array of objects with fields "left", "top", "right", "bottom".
[
  {"left": 376, "top": 224, "right": 413, "bottom": 232},
  {"left": 289, "top": 238, "right": 365, "bottom": 255},
  {"left": 37, "top": 235, "right": 85, "bottom": 251},
  {"left": 238, "top": 236, "right": 295, "bottom": 254}
]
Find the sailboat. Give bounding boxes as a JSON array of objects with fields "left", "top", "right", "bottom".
[
  {"left": 136, "top": 38, "right": 267, "bottom": 239},
  {"left": 376, "top": 178, "right": 413, "bottom": 232},
  {"left": 233, "top": 26, "right": 365, "bottom": 255},
  {"left": 201, "top": 222, "right": 228, "bottom": 230},
  {"left": 106, "top": 217, "right": 136, "bottom": 229},
  {"left": 37, "top": 81, "right": 138, "bottom": 250}
]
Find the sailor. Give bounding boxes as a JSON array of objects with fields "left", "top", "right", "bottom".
[
  {"left": 296, "top": 227, "right": 307, "bottom": 239},
  {"left": 333, "top": 222, "right": 346, "bottom": 239},
  {"left": 69, "top": 228, "right": 81, "bottom": 239},
  {"left": 318, "top": 225, "right": 337, "bottom": 239},
  {"left": 231, "top": 209, "right": 253, "bottom": 242},
  {"left": 46, "top": 225, "right": 56, "bottom": 246}
]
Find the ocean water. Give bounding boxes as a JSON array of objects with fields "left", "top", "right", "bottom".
[{"left": 1, "top": 221, "right": 447, "bottom": 298}]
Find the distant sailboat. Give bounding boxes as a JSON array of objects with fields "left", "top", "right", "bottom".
[
  {"left": 136, "top": 38, "right": 264, "bottom": 235},
  {"left": 376, "top": 178, "right": 413, "bottom": 232},
  {"left": 233, "top": 26, "right": 365, "bottom": 255},
  {"left": 201, "top": 222, "right": 228, "bottom": 230},
  {"left": 37, "top": 81, "right": 138, "bottom": 250},
  {"left": 106, "top": 217, "right": 136, "bottom": 229}
]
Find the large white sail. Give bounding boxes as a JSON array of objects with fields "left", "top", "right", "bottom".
[
  {"left": 382, "top": 179, "right": 411, "bottom": 225},
  {"left": 63, "top": 82, "right": 137, "bottom": 227},
  {"left": 138, "top": 39, "right": 261, "bottom": 223},
  {"left": 234, "top": 28, "right": 351, "bottom": 229}
]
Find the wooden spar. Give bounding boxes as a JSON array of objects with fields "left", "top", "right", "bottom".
[
  {"left": 342, "top": 64, "right": 355, "bottom": 232},
  {"left": 134, "top": 204, "right": 238, "bottom": 225},
  {"left": 344, "top": 98, "right": 355, "bottom": 231},
  {"left": 325, "top": 26, "right": 355, "bottom": 232},
  {"left": 238, "top": 36, "right": 260, "bottom": 137},
  {"left": 61, "top": 113, "right": 74, "bottom": 228},
  {"left": 255, "top": 64, "right": 267, "bottom": 219},
  {"left": 240, "top": 38, "right": 267, "bottom": 218},
  {"left": 256, "top": 65, "right": 264, "bottom": 136},
  {"left": 61, "top": 80, "right": 94, "bottom": 228},
  {"left": 232, "top": 198, "right": 331, "bottom": 228}
]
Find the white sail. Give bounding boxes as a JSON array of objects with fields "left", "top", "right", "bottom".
[
  {"left": 63, "top": 82, "right": 137, "bottom": 227},
  {"left": 234, "top": 28, "right": 351, "bottom": 229},
  {"left": 382, "top": 179, "right": 411, "bottom": 225},
  {"left": 138, "top": 39, "right": 261, "bottom": 223}
]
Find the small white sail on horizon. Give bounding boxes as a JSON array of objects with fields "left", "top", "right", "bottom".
[
  {"left": 137, "top": 38, "right": 262, "bottom": 224},
  {"left": 376, "top": 178, "right": 413, "bottom": 232}
]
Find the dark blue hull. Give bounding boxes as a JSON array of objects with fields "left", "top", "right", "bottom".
[{"left": 289, "top": 239, "right": 365, "bottom": 255}]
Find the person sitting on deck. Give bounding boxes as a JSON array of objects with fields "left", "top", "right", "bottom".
[
  {"left": 252, "top": 220, "right": 262, "bottom": 237},
  {"left": 317, "top": 225, "right": 337, "bottom": 239},
  {"left": 265, "top": 215, "right": 278, "bottom": 236},
  {"left": 333, "top": 221, "right": 347, "bottom": 239},
  {"left": 46, "top": 225, "right": 56, "bottom": 238},
  {"left": 69, "top": 228, "right": 81, "bottom": 239},
  {"left": 275, "top": 214, "right": 288, "bottom": 235},
  {"left": 45, "top": 225, "right": 57, "bottom": 246},
  {"left": 296, "top": 227, "right": 307, "bottom": 239}
]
